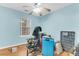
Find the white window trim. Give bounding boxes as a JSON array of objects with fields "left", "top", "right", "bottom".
[{"left": 20, "top": 18, "right": 31, "bottom": 37}]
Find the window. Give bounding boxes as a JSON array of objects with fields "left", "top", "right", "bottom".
[{"left": 20, "top": 17, "right": 31, "bottom": 36}]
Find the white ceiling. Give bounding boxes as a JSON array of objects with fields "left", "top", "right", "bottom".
[{"left": 0, "top": 3, "right": 71, "bottom": 16}]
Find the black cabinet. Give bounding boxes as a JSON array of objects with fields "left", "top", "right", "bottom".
[{"left": 61, "top": 31, "right": 75, "bottom": 52}]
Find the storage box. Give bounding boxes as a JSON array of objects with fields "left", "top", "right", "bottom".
[{"left": 42, "top": 36, "right": 55, "bottom": 56}]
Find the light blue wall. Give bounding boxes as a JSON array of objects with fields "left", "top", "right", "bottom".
[
  {"left": 38, "top": 4, "right": 79, "bottom": 45},
  {"left": 1, "top": 4, "right": 79, "bottom": 47},
  {"left": 0, "top": 6, "right": 41, "bottom": 47}
]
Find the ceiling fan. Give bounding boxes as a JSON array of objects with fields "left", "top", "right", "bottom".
[{"left": 23, "top": 3, "right": 51, "bottom": 16}]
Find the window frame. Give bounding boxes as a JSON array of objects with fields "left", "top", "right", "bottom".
[{"left": 20, "top": 17, "right": 31, "bottom": 37}]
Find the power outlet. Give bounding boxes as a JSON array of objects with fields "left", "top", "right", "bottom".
[{"left": 12, "top": 47, "right": 17, "bottom": 53}]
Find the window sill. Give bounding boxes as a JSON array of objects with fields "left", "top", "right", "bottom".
[{"left": 20, "top": 35, "right": 34, "bottom": 38}]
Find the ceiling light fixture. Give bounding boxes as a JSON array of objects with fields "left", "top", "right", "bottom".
[
  {"left": 32, "top": 3, "right": 42, "bottom": 14},
  {"left": 33, "top": 7, "right": 41, "bottom": 14},
  {"left": 24, "top": 3, "right": 51, "bottom": 16},
  {"left": 36, "top": 3, "right": 41, "bottom": 6}
]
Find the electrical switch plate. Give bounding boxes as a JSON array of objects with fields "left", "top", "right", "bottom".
[{"left": 12, "top": 47, "right": 17, "bottom": 53}]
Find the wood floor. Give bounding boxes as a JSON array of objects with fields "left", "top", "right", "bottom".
[
  {"left": 0, "top": 44, "right": 28, "bottom": 56},
  {"left": 0, "top": 44, "right": 74, "bottom": 56},
  {"left": 0, "top": 44, "right": 41, "bottom": 56}
]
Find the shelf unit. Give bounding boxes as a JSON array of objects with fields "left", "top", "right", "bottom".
[{"left": 61, "top": 31, "right": 75, "bottom": 52}]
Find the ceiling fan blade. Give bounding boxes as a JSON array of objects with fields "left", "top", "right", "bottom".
[
  {"left": 44, "top": 8, "right": 51, "bottom": 12},
  {"left": 23, "top": 5, "right": 32, "bottom": 8},
  {"left": 29, "top": 11, "right": 33, "bottom": 15},
  {"left": 24, "top": 9, "right": 29, "bottom": 11},
  {"left": 34, "top": 3, "right": 38, "bottom": 5},
  {"left": 23, "top": 3, "right": 37, "bottom": 8}
]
